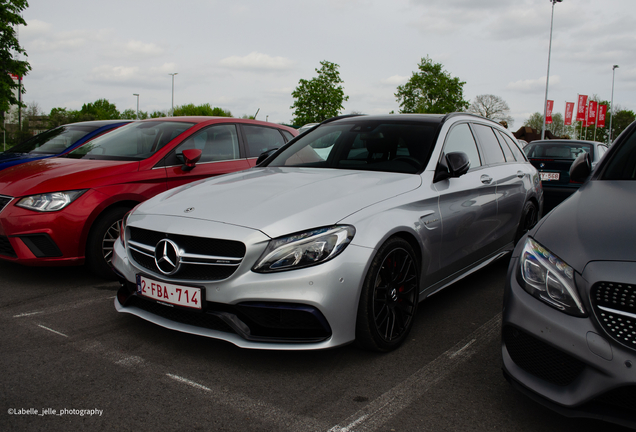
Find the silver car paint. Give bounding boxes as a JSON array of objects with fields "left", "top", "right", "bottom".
[{"left": 113, "top": 114, "right": 540, "bottom": 349}]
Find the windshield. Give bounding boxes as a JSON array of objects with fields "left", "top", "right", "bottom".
[
  {"left": 600, "top": 129, "right": 636, "bottom": 180},
  {"left": 67, "top": 121, "right": 194, "bottom": 161},
  {"left": 525, "top": 142, "right": 592, "bottom": 160},
  {"left": 267, "top": 120, "right": 438, "bottom": 174},
  {"left": 4, "top": 124, "right": 100, "bottom": 155}
]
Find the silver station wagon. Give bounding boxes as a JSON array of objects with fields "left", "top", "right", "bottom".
[{"left": 112, "top": 113, "right": 542, "bottom": 351}]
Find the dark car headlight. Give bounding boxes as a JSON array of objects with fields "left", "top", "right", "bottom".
[
  {"left": 16, "top": 190, "right": 87, "bottom": 212},
  {"left": 253, "top": 225, "right": 355, "bottom": 273},
  {"left": 518, "top": 237, "right": 586, "bottom": 317}
]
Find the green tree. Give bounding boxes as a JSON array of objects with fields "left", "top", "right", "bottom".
[
  {"left": 80, "top": 98, "right": 120, "bottom": 120},
  {"left": 607, "top": 108, "right": 635, "bottom": 144},
  {"left": 395, "top": 56, "right": 469, "bottom": 114},
  {"left": 120, "top": 108, "right": 149, "bottom": 120},
  {"left": 150, "top": 110, "right": 167, "bottom": 118},
  {"left": 0, "top": 0, "right": 31, "bottom": 117},
  {"left": 173, "top": 103, "right": 232, "bottom": 117},
  {"left": 290, "top": 60, "right": 349, "bottom": 126},
  {"left": 467, "top": 94, "right": 513, "bottom": 125},
  {"left": 524, "top": 112, "right": 572, "bottom": 138}
]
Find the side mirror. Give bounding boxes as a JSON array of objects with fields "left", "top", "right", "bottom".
[
  {"left": 256, "top": 148, "right": 278, "bottom": 166},
  {"left": 569, "top": 151, "right": 591, "bottom": 182},
  {"left": 180, "top": 149, "right": 202, "bottom": 172},
  {"left": 446, "top": 152, "right": 470, "bottom": 177}
]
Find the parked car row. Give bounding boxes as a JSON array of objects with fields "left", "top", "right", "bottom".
[{"left": 2, "top": 113, "right": 634, "bottom": 428}]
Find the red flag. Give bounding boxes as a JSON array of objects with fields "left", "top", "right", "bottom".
[
  {"left": 545, "top": 100, "right": 554, "bottom": 124},
  {"left": 587, "top": 100, "right": 598, "bottom": 126},
  {"left": 576, "top": 95, "right": 588, "bottom": 122},
  {"left": 597, "top": 104, "right": 607, "bottom": 128},
  {"left": 564, "top": 102, "right": 574, "bottom": 125}
]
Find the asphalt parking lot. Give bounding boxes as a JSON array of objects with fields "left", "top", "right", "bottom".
[{"left": 0, "top": 257, "right": 630, "bottom": 431}]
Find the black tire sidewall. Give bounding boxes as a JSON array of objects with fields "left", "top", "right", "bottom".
[{"left": 86, "top": 206, "right": 130, "bottom": 279}]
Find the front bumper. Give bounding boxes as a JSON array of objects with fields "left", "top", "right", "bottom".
[
  {"left": 502, "top": 248, "right": 636, "bottom": 429},
  {"left": 112, "top": 217, "right": 375, "bottom": 350}
]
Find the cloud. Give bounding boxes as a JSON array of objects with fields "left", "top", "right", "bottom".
[
  {"left": 219, "top": 52, "right": 295, "bottom": 71},
  {"left": 382, "top": 75, "right": 409, "bottom": 86},
  {"left": 507, "top": 76, "right": 560, "bottom": 94},
  {"left": 123, "top": 40, "right": 165, "bottom": 58}
]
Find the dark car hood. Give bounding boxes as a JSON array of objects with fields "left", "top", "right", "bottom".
[
  {"left": 533, "top": 180, "right": 636, "bottom": 272},
  {"left": 0, "top": 157, "right": 140, "bottom": 197}
]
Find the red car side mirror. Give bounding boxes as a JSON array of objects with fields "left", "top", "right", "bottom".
[{"left": 181, "top": 149, "right": 202, "bottom": 172}]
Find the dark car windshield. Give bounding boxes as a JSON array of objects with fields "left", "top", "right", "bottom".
[
  {"left": 524, "top": 142, "right": 592, "bottom": 160},
  {"left": 600, "top": 129, "right": 636, "bottom": 180},
  {"left": 3, "top": 124, "right": 100, "bottom": 155},
  {"left": 267, "top": 120, "right": 438, "bottom": 174},
  {"left": 67, "top": 121, "right": 194, "bottom": 161}
]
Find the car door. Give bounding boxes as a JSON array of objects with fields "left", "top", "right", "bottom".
[
  {"left": 472, "top": 123, "right": 527, "bottom": 248},
  {"left": 163, "top": 123, "right": 251, "bottom": 190},
  {"left": 433, "top": 122, "right": 499, "bottom": 280}
]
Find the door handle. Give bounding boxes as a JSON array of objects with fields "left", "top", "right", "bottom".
[
  {"left": 517, "top": 170, "right": 525, "bottom": 178},
  {"left": 481, "top": 174, "right": 493, "bottom": 184}
]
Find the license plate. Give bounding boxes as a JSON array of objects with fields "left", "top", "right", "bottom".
[
  {"left": 540, "top": 172, "right": 560, "bottom": 181},
  {"left": 136, "top": 275, "right": 202, "bottom": 310}
]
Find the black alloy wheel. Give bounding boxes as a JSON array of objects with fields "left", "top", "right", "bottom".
[{"left": 356, "top": 237, "right": 420, "bottom": 352}]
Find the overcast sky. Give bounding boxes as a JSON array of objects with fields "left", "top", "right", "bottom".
[{"left": 17, "top": 0, "right": 636, "bottom": 129}]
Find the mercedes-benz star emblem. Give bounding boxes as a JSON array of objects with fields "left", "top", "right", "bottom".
[{"left": 154, "top": 239, "right": 181, "bottom": 275}]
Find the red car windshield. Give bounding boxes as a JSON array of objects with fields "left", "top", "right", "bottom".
[{"left": 67, "top": 121, "right": 194, "bottom": 161}]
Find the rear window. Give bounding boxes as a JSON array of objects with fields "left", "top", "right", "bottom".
[
  {"left": 525, "top": 142, "right": 592, "bottom": 160},
  {"left": 267, "top": 120, "right": 437, "bottom": 174}
]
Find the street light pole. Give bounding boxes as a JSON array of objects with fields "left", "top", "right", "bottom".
[
  {"left": 169, "top": 73, "right": 178, "bottom": 116},
  {"left": 608, "top": 64, "right": 619, "bottom": 144},
  {"left": 133, "top": 93, "right": 139, "bottom": 120},
  {"left": 541, "top": 0, "right": 562, "bottom": 141}
]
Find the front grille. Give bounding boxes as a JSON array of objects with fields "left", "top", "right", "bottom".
[
  {"left": 0, "top": 235, "right": 16, "bottom": 258},
  {"left": 127, "top": 227, "right": 246, "bottom": 281},
  {"left": 503, "top": 325, "right": 585, "bottom": 386},
  {"left": 591, "top": 282, "right": 636, "bottom": 350},
  {"left": 127, "top": 296, "right": 236, "bottom": 334},
  {"left": 0, "top": 195, "right": 12, "bottom": 214}
]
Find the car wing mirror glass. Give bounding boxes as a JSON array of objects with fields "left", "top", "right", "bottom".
[
  {"left": 180, "top": 149, "right": 202, "bottom": 172},
  {"left": 256, "top": 148, "right": 278, "bottom": 166},
  {"left": 569, "top": 151, "right": 591, "bottom": 182},
  {"left": 446, "top": 151, "right": 470, "bottom": 177}
]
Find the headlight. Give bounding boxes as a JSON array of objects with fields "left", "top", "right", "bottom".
[
  {"left": 16, "top": 190, "right": 87, "bottom": 212},
  {"left": 519, "top": 237, "right": 586, "bottom": 316},
  {"left": 253, "top": 225, "right": 355, "bottom": 273},
  {"left": 119, "top": 203, "right": 142, "bottom": 247}
]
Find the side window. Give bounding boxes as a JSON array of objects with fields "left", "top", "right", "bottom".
[
  {"left": 281, "top": 130, "right": 294, "bottom": 141},
  {"left": 472, "top": 124, "right": 505, "bottom": 164},
  {"left": 243, "top": 125, "right": 286, "bottom": 158},
  {"left": 443, "top": 123, "right": 482, "bottom": 169},
  {"left": 494, "top": 131, "right": 515, "bottom": 162},
  {"left": 174, "top": 124, "right": 239, "bottom": 163},
  {"left": 497, "top": 130, "right": 527, "bottom": 162}
]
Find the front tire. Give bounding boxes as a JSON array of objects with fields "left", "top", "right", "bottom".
[
  {"left": 355, "top": 237, "right": 420, "bottom": 352},
  {"left": 86, "top": 206, "right": 130, "bottom": 280}
]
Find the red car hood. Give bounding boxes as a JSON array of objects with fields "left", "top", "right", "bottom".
[{"left": 0, "top": 158, "right": 140, "bottom": 197}]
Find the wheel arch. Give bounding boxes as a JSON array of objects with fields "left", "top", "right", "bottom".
[{"left": 79, "top": 199, "right": 140, "bottom": 257}]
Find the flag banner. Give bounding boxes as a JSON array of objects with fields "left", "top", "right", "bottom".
[
  {"left": 576, "top": 95, "right": 588, "bottom": 122},
  {"left": 564, "top": 102, "right": 575, "bottom": 125},
  {"left": 597, "top": 104, "right": 607, "bottom": 128},
  {"left": 583, "top": 105, "right": 588, "bottom": 128},
  {"left": 546, "top": 100, "right": 554, "bottom": 124},
  {"left": 587, "top": 100, "right": 598, "bottom": 126}
]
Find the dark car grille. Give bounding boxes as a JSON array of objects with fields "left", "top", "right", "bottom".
[
  {"left": 0, "top": 195, "right": 12, "bottom": 213},
  {"left": 127, "top": 227, "right": 246, "bottom": 281},
  {"left": 591, "top": 282, "right": 636, "bottom": 351},
  {"left": 503, "top": 325, "right": 585, "bottom": 386},
  {"left": 0, "top": 235, "right": 17, "bottom": 258}
]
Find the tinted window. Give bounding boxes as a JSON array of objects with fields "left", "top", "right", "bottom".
[
  {"left": 67, "top": 121, "right": 194, "bottom": 161},
  {"left": 281, "top": 130, "right": 294, "bottom": 141},
  {"left": 494, "top": 132, "right": 515, "bottom": 161},
  {"left": 472, "top": 124, "right": 505, "bottom": 164},
  {"left": 443, "top": 123, "right": 481, "bottom": 168},
  {"left": 497, "top": 131, "right": 527, "bottom": 162},
  {"left": 173, "top": 124, "right": 239, "bottom": 163},
  {"left": 243, "top": 125, "right": 286, "bottom": 158},
  {"left": 5, "top": 124, "right": 101, "bottom": 155},
  {"left": 601, "top": 130, "right": 636, "bottom": 180},
  {"left": 525, "top": 142, "right": 592, "bottom": 160},
  {"left": 268, "top": 120, "right": 437, "bottom": 174}
]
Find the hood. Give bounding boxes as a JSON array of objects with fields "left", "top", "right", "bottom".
[
  {"left": 533, "top": 180, "right": 636, "bottom": 272},
  {"left": 138, "top": 167, "right": 422, "bottom": 238},
  {"left": 0, "top": 157, "right": 140, "bottom": 197}
]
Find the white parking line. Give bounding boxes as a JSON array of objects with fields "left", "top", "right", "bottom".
[
  {"left": 167, "top": 374, "right": 212, "bottom": 392},
  {"left": 12, "top": 296, "right": 116, "bottom": 318},
  {"left": 37, "top": 324, "right": 69, "bottom": 338},
  {"left": 327, "top": 313, "right": 502, "bottom": 432}
]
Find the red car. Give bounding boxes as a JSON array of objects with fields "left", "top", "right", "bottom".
[{"left": 0, "top": 117, "right": 297, "bottom": 278}]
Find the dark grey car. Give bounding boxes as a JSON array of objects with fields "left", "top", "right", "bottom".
[{"left": 502, "top": 121, "right": 636, "bottom": 428}]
